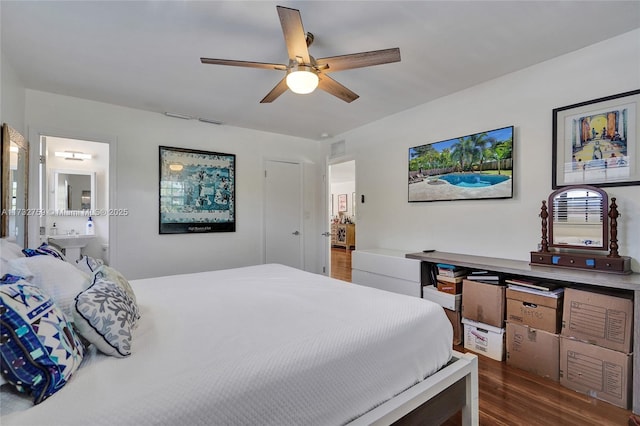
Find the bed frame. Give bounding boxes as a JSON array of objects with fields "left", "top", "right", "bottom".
[{"left": 349, "top": 351, "right": 479, "bottom": 426}]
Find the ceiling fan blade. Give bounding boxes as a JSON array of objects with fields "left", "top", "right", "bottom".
[
  {"left": 277, "top": 6, "right": 310, "bottom": 63},
  {"left": 200, "top": 58, "right": 287, "bottom": 71},
  {"left": 317, "top": 75, "right": 359, "bottom": 103},
  {"left": 316, "top": 48, "right": 401, "bottom": 73},
  {"left": 260, "top": 77, "right": 289, "bottom": 103}
]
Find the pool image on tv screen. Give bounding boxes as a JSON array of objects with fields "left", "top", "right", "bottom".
[{"left": 408, "top": 126, "right": 514, "bottom": 202}]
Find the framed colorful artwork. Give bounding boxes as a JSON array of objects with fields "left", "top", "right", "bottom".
[
  {"left": 552, "top": 89, "right": 640, "bottom": 188},
  {"left": 159, "top": 146, "right": 235, "bottom": 233},
  {"left": 338, "top": 193, "right": 347, "bottom": 212}
]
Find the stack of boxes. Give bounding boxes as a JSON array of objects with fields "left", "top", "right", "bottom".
[
  {"left": 559, "top": 288, "right": 633, "bottom": 409},
  {"left": 461, "top": 275, "right": 506, "bottom": 361},
  {"left": 504, "top": 278, "right": 564, "bottom": 381},
  {"left": 421, "top": 263, "right": 466, "bottom": 344},
  {"left": 419, "top": 260, "right": 634, "bottom": 410}
]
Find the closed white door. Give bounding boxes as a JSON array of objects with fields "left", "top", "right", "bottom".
[{"left": 264, "top": 159, "right": 303, "bottom": 269}]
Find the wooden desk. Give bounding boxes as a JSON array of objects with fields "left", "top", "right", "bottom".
[{"left": 406, "top": 250, "right": 640, "bottom": 414}]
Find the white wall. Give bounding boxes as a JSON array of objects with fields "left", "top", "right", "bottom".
[
  {"left": 331, "top": 182, "right": 355, "bottom": 219},
  {"left": 7, "top": 30, "right": 640, "bottom": 276},
  {"left": 0, "top": 52, "right": 26, "bottom": 137},
  {"left": 337, "top": 30, "right": 640, "bottom": 271},
  {"left": 24, "top": 90, "right": 324, "bottom": 279}
]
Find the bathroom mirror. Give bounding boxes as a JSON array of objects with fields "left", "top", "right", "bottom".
[
  {"left": 1, "top": 123, "right": 29, "bottom": 247},
  {"left": 548, "top": 185, "right": 608, "bottom": 250},
  {"left": 53, "top": 169, "right": 95, "bottom": 212}
]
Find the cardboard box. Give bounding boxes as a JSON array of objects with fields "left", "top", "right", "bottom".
[
  {"left": 559, "top": 336, "right": 631, "bottom": 409},
  {"left": 422, "top": 285, "right": 462, "bottom": 311},
  {"left": 506, "top": 287, "right": 563, "bottom": 333},
  {"left": 444, "top": 308, "right": 462, "bottom": 345},
  {"left": 506, "top": 322, "right": 559, "bottom": 381},
  {"left": 462, "top": 318, "right": 505, "bottom": 361},
  {"left": 462, "top": 279, "right": 505, "bottom": 328},
  {"left": 437, "top": 277, "right": 463, "bottom": 294},
  {"left": 561, "top": 288, "right": 633, "bottom": 353}
]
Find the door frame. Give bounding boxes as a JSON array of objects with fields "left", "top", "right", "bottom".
[
  {"left": 326, "top": 155, "right": 356, "bottom": 277},
  {"left": 28, "top": 126, "right": 117, "bottom": 265},
  {"left": 262, "top": 157, "right": 305, "bottom": 268}
]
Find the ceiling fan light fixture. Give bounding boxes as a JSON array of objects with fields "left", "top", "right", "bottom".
[{"left": 286, "top": 65, "right": 319, "bottom": 94}]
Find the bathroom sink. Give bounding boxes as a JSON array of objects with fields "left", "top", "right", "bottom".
[{"left": 48, "top": 235, "right": 95, "bottom": 249}]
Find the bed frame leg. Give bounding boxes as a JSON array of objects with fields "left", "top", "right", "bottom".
[{"left": 461, "top": 355, "right": 479, "bottom": 425}]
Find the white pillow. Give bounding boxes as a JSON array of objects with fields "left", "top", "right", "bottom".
[
  {"left": 6, "top": 256, "right": 91, "bottom": 320},
  {"left": 1, "top": 238, "right": 24, "bottom": 258},
  {"left": 1, "top": 238, "right": 25, "bottom": 276}
]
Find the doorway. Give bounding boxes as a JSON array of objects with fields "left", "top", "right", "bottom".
[
  {"left": 264, "top": 159, "right": 303, "bottom": 269},
  {"left": 39, "top": 135, "right": 110, "bottom": 263},
  {"left": 328, "top": 160, "right": 355, "bottom": 281}
]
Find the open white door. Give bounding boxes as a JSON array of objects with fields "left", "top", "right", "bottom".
[{"left": 264, "top": 159, "right": 303, "bottom": 269}]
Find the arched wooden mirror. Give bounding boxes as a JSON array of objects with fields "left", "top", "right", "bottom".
[
  {"left": 548, "top": 185, "right": 608, "bottom": 250},
  {"left": 1, "top": 123, "right": 29, "bottom": 248},
  {"left": 531, "top": 184, "right": 631, "bottom": 273}
]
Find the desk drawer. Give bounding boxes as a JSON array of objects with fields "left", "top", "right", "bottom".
[{"left": 530, "top": 251, "right": 631, "bottom": 274}]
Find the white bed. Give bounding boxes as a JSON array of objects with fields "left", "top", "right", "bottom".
[{"left": 1, "top": 263, "right": 478, "bottom": 425}]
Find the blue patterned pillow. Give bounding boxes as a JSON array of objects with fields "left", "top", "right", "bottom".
[
  {"left": 73, "top": 277, "right": 139, "bottom": 358},
  {"left": 22, "top": 243, "right": 66, "bottom": 261},
  {"left": 0, "top": 274, "right": 85, "bottom": 404}
]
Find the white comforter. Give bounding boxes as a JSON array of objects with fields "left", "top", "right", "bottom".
[{"left": 1, "top": 264, "right": 452, "bottom": 425}]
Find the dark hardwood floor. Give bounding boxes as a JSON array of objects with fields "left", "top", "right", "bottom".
[{"left": 330, "top": 248, "right": 635, "bottom": 425}]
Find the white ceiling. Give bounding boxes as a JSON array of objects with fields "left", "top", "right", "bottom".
[{"left": 2, "top": 1, "right": 639, "bottom": 141}]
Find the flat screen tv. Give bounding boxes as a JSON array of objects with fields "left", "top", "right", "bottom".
[{"left": 408, "top": 126, "right": 514, "bottom": 202}]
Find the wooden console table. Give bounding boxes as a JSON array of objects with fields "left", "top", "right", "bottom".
[{"left": 406, "top": 250, "right": 640, "bottom": 415}]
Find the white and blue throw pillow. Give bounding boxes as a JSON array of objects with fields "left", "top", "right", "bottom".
[
  {"left": 92, "top": 265, "right": 137, "bottom": 305},
  {"left": 75, "top": 255, "right": 104, "bottom": 275},
  {"left": 73, "top": 276, "right": 140, "bottom": 358},
  {"left": 21, "top": 243, "right": 66, "bottom": 261},
  {"left": 0, "top": 274, "right": 85, "bottom": 404},
  {"left": 6, "top": 256, "right": 91, "bottom": 321}
]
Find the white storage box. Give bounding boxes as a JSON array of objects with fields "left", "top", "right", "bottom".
[
  {"left": 462, "top": 318, "right": 505, "bottom": 361},
  {"left": 422, "top": 285, "right": 462, "bottom": 311}
]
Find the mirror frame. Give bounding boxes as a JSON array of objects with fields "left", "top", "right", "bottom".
[
  {"left": 547, "top": 184, "right": 608, "bottom": 250},
  {"left": 52, "top": 169, "right": 96, "bottom": 213},
  {"left": 1, "top": 123, "right": 29, "bottom": 246}
]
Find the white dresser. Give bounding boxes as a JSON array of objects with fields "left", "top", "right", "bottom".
[
  {"left": 351, "top": 249, "right": 422, "bottom": 297},
  {"left": 352, "top": 248, "right": 462, "bottom": 312}
]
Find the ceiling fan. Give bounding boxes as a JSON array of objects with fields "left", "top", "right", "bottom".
[{"left": 200, "top": 5, "right": 401, "bottom": 103}]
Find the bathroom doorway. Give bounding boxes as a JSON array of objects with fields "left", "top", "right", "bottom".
[
  {"left": 39, "top": 135, "right": 110, "bottom": 263},
  {"left": 328, "top": 160, "right": 355, "bottom": 281}
]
